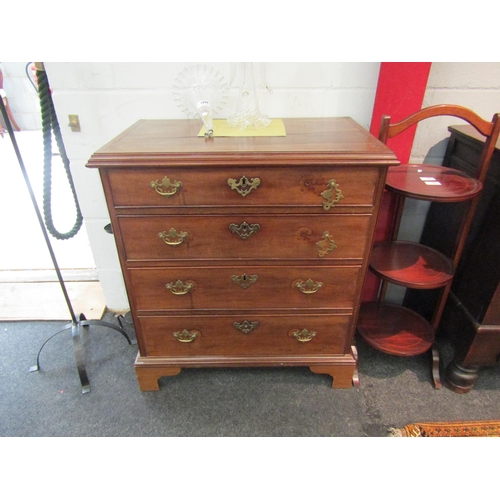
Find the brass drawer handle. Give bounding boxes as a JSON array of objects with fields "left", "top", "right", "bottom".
[
  {"left": 321, "top": 179, "right": 344, "bottom": 210},
  {"left": 158, "top": 228, "right": 188, "bottom": 246},
  {"left": 166, "top": 279, "right": 194, "bottom": 295},
  {"left": 291, "top": 328, "right": 317, "bottom": 343},
  {"left": 173, "top": 329, "right": 199, "bottom": 343},
  {"left": 229, "top": 222, "right": 260, "bottom": 240},
  {"left": 294, "top": 279, "right": 323, "bottom": 294},
  {"left": 231, "top": 273, "right": 258, "bottom": 289},
  {"left": 316, "top": 231, "right": 337, "bottom": 257},
  {"left": 227, "top": 175, "right": 261, "bottom": 197},
  {"left": 233, "top": 320, "right": 259, "bottom": 334},
  {"left": 150, "top": 176, "right": 182, "bottom": 197}
]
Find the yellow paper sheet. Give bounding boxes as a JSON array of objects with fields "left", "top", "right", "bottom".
[{"left": 198, "top": 119, "right": 286, "bottom": 137}]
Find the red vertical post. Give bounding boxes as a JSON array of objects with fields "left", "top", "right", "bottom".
[{"left": 361, "top": 62, "right": 432, "bottom": 302}]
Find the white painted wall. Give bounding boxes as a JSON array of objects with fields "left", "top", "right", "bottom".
[
  {"left": 42, "top": 62, "right": 381, "bottom": 311},
  {"left": 1, "top": 62, "right": 41, "bottom": 130},
  {"left": 14, "top": 61, "right": 498, "bottom": 311},
  {"left": 397, "top": 62, "right": 500, "bottom": 243}
]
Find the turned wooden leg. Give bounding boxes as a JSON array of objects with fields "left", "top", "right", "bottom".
[
  {"left": 445, "top": 358, "right": 480, "bottom": 394},
  {"left": 309, "top": 365, "right": 356, "bottom": 388},
  {"left": 134, "top": 365, "right": 181, "bottom": 391}
]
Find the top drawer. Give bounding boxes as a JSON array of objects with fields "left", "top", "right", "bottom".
[{"left": 106, "top": 166, "right": 380, "bottom": 209}]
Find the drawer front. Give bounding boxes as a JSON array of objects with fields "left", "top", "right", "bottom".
[
  {"left": 107, "top": 166, "right": 379, "bottom": 208},
  {"left": 138, "top": 314, "right": 351, "bottom": 357},
  {"left": 119, "top": 214, "right": 371, "bottom": 261},
  {"left": 129, "top": 265, "right": 360, "bottom": 312}
]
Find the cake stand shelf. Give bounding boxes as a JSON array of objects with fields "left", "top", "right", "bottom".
[
  {"left": 383, "top": 164, "right": 482, "bottom": 201},
  {"left": 368, "top": 240, "right": 455, "bottom": 289},
  {"left": 358, "top": 105, "right": 500, "bottom": 389},
  {"left": 357, "top": 302, "right": 435, "bottom": 357},
  {"left": 359, "top": 149, "right": 490, "bottom": 387}
]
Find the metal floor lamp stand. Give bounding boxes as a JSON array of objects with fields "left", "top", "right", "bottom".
[{"left": 0, "top": 98, "right": 135, "bottom": 394}]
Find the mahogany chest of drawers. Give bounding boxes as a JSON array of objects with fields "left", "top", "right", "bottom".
[{"left": 87, "top": 117, "right": 398, "bottom": 391}]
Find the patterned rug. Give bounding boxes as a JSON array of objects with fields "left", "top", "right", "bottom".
[{"left": 389, "top": 420, "right": 500, "bottom": 437}]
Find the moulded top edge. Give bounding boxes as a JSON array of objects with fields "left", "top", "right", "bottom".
[
  {"left": 87, "top": 152, "right": 400, "bottom": 168},
  {"left": 88, "top": 118, "right": 398, "bottom": 163}
]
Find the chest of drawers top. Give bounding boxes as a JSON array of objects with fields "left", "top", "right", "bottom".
[{"left": 86, "top": 117, "right": 397, "bottom": 168}]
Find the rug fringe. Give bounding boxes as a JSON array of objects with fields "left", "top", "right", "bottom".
[{"left": 387, "top": 421, "right": 500, "bottom": 437}]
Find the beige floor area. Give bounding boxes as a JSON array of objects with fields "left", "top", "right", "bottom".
[
  {"left": 0, "top": 130, "right": 106, "bottom": 320},
  {"left": 0, "top": 281, "right": 106, "bottom": 320}
]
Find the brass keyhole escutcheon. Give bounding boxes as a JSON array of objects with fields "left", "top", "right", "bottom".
[
  {"left": 231, "top": 273, "right": 258, "bottom": 289},
  {"left": 227, "top": 175, "right": 261, "bottom": 197},
  {"left": 233, "top": 320, "right": 259, "bottom": 334},
  {"left": 229, "top": 222, "right": 261, "bottom": 240},
  {"left": 321, "top": 179, "right": 344, "bottom": 210}
]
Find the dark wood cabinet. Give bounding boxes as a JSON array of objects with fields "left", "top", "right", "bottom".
[
  {"left": 87, "top": 118, "right": 398, "bottom": 391},
  {"left": 412, "top": 125, "right": 500, "bottom": 392}
]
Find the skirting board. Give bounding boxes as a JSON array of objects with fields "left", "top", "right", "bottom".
[{"left": 0, "top": 281, "right": 106, "bottom": 321}]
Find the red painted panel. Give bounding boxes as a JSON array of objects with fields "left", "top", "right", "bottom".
[
  {"left": 370, "top": 62, "right": 432, "bottom": 163},
  {"left": 362, "top": 62, "right": 432, "bottom": 302}
]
